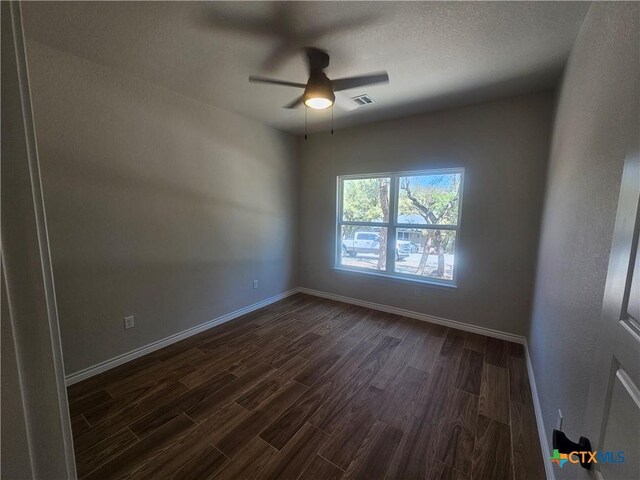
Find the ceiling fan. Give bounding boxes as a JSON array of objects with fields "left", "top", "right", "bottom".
[{"left": 249, "top": 48, "right": 389, "bottom": 110}]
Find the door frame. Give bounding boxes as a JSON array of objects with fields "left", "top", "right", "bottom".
[{"left": 1, "top": 1, "right": 76, "bottom": 477}]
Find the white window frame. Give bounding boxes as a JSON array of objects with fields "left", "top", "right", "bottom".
[{"left": 335, "top": 168, "right": 464, "bottom": 288}]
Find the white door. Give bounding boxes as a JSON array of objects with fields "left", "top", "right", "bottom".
[{"left": 585, "top": 147, "right": 640, "bottom": 479}]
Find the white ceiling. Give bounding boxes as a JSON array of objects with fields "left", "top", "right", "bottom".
[{"left": 22, "top": 1, "right": 590, "bottom": 134}]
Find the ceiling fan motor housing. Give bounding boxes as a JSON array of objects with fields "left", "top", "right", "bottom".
[{"left": 306, "top": 47, "right": 331, "bottom": 71}]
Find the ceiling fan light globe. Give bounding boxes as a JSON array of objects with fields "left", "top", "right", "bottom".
[
  {"left": 304, "top": 97, "right": 333, "bottom": 109},
  {"left": 303, "top": 74, "right": 335, "bottom": 110}
]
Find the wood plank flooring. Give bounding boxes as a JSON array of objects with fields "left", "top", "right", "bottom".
[{"left": 68, "top": 294, "right": 546, "bottom": 479}]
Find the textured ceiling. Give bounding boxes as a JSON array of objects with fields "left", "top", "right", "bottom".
[{"left": 22, "top": 1, "right": 589, "bottom": 134}]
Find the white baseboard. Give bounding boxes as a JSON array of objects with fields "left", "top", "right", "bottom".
[
  {"left": 524, "top": 341, "right": 555, "bottom": 480},
  {"left": 64, "top": 289, "right": 299, "bottom": 386},
  {"left": 65, "top": 284, "right": 550, "bottom": 478},
  {"left": 65, "top": 286, "right": 526, "bottom": 386},
  {"left": 297, "top": 287, "right": 527, "bottom": 345}
]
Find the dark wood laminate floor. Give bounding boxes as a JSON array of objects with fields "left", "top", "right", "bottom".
[{"left": 68, "top": 294, "right": 546, "bottom": 480}]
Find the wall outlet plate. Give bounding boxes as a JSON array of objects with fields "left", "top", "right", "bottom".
[
  {"left": 124, "top": 315, "right": 135, "bottom": 330},
  {"left": 252, "top": 280, "right": 259, "bottom": 289}
]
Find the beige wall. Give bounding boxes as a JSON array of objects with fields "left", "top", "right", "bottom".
[
  {"left": 25, "top": 41, "right": 299, "bottom": 375},
  {"left": 528, "top": 4, "right": 639, "bottom": 479},
  {"left": 298, "top": 92, "right": 553, "bottom": 336}
]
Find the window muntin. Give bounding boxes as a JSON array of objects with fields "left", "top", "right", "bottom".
[{"left": 336, "top": 169, "right": 463, "bottom": 286}]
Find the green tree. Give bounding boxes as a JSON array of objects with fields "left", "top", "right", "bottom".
[
  {"left": 342, "top": 178, "right": 389, "bottom": 267},
  {"left": 399, "top": 175, "right": 459, "bottom": 277},
  {"left": 343, "top": 178, "right": 386, "bottom": 223},
  {"left": 377, "top": 178, "right": 389, "bottom": 269}
]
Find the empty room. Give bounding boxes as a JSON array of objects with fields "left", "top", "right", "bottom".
[{"left": 2, "top": 1, "right": 639, "bottom": 479}]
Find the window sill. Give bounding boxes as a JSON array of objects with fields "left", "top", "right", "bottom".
[{"left": 332, "top": 266, "right": 458, "bottom": 290}]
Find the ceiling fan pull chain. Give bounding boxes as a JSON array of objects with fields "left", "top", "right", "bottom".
[
  {"left": 304, "top": 108, "right": 308, "bottom": 140},
  {"left": 331, "top": 105, "right": 334, "bottom": 135}
]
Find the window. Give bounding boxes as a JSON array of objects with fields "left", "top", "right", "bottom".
[{"left": 336, "top": 168, "right": 464, "bottom": 286}]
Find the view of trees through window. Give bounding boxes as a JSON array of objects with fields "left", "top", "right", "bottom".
[{"left": 338, "top": 170, "right": 463, "bottom": 283}]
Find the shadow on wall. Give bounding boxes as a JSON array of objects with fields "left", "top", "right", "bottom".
[{"left": 25, "top": 41, "right": 298, "bottom": 374}]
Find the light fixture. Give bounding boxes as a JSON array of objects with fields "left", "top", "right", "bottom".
[
  {"left": 302, "top": 73, "right": 335, "bottom": 109},
  {"left": 304, "top": 97, "right": 333, "bottom": 109}
]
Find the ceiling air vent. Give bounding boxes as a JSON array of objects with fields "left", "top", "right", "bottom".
[{"left": 350, "top": 94, "right": 375, "bottom": 106}]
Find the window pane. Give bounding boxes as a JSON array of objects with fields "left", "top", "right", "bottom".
[
  {"left": 394, "top": 229, "right": 456, "bottom": 281},
  {"left": 339, "top": 226, "right": 388, "bottom": 271},
  {"left": 398, "top": 172, "right": 462, "bottom": 226},
  {"left": 342, "top": 177, "right": 391, "bottom": 223}
]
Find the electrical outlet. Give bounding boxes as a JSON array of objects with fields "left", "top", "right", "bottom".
[
  {"left": 556, "top": 409, "right": 563, "bottom": 430},
  {"left": 124, "top": 315, "right": 135, "bottom": 330},
  {"left": 252, "top": 280, "right": 259, "bottom": 289}
]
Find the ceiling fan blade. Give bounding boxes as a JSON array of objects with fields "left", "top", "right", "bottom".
[
  {"left": 200, "top": 10, "right": 276, "bottom": 38},
  {"left": 262, "top": 42, "right": 300, "bottom": 71},
  {"left": 306, "top": 16, "right": 378, "bottom": 41},
  {"left": 332, "top": 72, "right": 389, "bottom": 92},
  {"left": 259, "top": 4, "right": 303, "bottom": 71},
  {"left": 284, "top": 95, "right": 304, "bottom": 109},
  {"left": 249, "top": 76, "right": 307, "bottom": 88}
]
